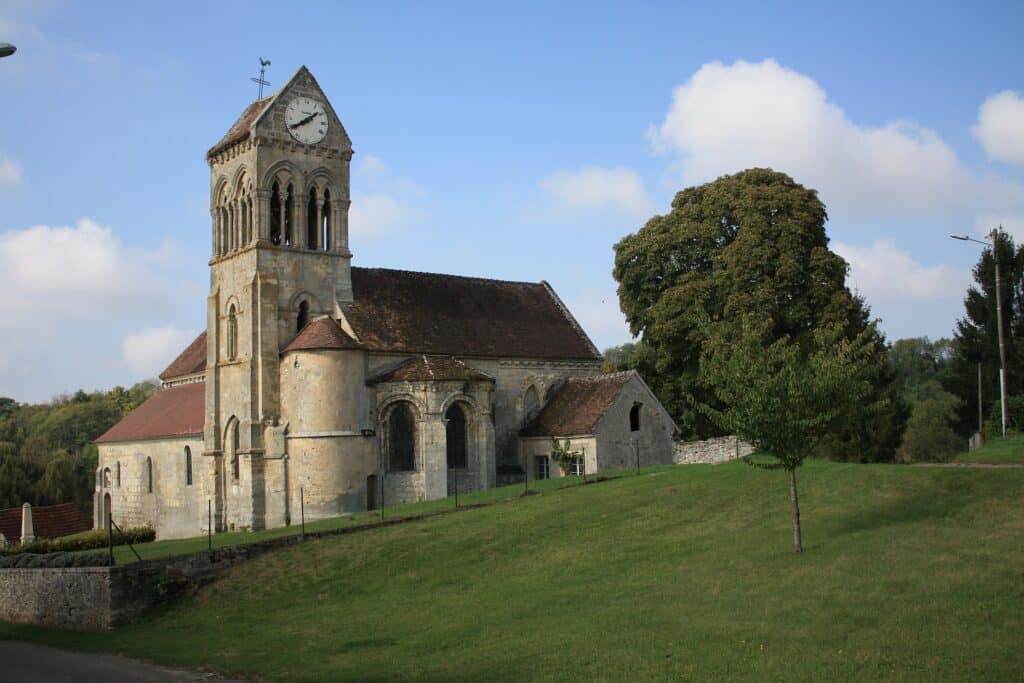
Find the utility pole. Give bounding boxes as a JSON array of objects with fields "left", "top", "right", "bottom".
[{"left": 991, "top": 228, "right": 1009, "bottom": 437}]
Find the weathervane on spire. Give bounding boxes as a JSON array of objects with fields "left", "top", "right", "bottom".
[{"left": 251, "top": 58, "right": 271, "bottom": 99}]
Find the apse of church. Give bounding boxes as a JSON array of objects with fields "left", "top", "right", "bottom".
[{"left": 93, "top": 66, "right": 676, "bottom": 540}]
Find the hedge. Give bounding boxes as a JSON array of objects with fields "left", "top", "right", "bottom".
[
  {"left": 0, "top": 526, "right": 155, "bottom": 557},
  {"left": 0, "top": 551, "right": 111, "bottom": 568}
]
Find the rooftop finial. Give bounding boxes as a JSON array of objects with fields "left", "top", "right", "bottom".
[{"left": 251, "top": 58, "right": 271, "bottom": 99}]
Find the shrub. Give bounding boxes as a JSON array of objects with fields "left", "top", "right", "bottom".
[
  {"left": 0, "top": 551, "right": 110, "bottom": 568},
  {"left": 0, "top": 526, "right": 155, "bottom": 556},
  {"left": 983, "top": 395, "right": 1024, "bottom": 439}
]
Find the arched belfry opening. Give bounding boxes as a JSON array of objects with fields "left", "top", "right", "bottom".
[
  {"left": 306, "top": 186, "right": 318, "bottom": 250},
  {"left": 321, "top": 188, "right": 331, "bottom": 251}
]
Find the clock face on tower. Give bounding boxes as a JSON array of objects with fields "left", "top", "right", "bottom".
[{"left": 284, "top": 96, "right": 329, "bottom": 145}]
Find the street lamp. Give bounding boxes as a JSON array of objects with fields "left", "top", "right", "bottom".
[
  {"left": 951, "top": 228, "right": 1008, "bottom": 437},
  {"left": 0, "top": 43, "right": 16, "bottom": 58}
]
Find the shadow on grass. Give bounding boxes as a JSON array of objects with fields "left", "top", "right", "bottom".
[{"left": 826, "top": 480, "right": 972, "bottom": 539}]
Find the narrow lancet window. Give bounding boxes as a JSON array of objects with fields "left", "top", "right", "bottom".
[
  {"left": 270, "top": 181, "right": 283, "bottom": 245},
  {"left": 321, "top": 188, "right": 331, "bottom": 251},
  {"left": 306, "top": 187, "right": 318, "bottom": 249},
  {"left": 445, "top": 404, "right": 467, "bottom": 469},
  {"left": 388, "top": 404, "right": 416, "bottom": 471},
  {"left": 297, "top": 300, "right": 309, "bottom": 334},
  {"left": 226, "top": 304, "right": 237, "bottom": 361}
]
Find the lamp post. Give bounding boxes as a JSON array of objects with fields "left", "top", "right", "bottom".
[
  {"left": 0, "top": 43, "right": 16, "bottom": 58},
  {"left": 951, "top": 227, "right": 1008, "bottom": 437}
]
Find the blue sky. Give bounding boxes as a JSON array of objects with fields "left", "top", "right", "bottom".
[{"left": 1, "top": 1, "right": 1022, "bottom": 402}]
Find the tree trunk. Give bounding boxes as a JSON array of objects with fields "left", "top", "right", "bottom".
[{"left": 788, "top": 467, "right": 803, "bottom": 554}]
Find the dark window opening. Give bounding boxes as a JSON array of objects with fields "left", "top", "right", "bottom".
[
  {"left": 306, "top": 187, "right": 318, "bottom": 249},
  {"left": 185, "top": 446, "right": 193, "bottom": 486},
  {"left": 270, "top": 182, "right": 282, "bottom": 245},
  {"left": 297, "top": 300, "right": 309, "bottom": 334},
  {"left": 321, "top": 188, "right": 331, "bottom": 251},
  {"left": 146, "top": 457, "right": 153, "bottom": 493},
  {"left": 226, "top": 304, "right": 237, "bottom": 361},
  {"left": 630, "top": 403, "right": 642, "bottom": 432},
  {"left": 388, "top": 404, "right": 415, "bottom": 471},
  {"left": 445, "top": 404, "right": 467, "bottom": 469},
  {"left": 231, "top": 421, "right": 240, "bottom": 480},
  {"left": 535, "top": 455, "right": 550, "bottom": 480},
  {"left": 284, "top": 182, "right": 294, "bottom": 246},
  {"left": 116, "top": 462, "right": 121, "bottom": 487}
]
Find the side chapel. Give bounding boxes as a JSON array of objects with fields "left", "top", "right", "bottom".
[{"left": 93, "top": 67, "right": 678, "bottom": 539}]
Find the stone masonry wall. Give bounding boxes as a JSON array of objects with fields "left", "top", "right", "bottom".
[{"left": 673, "top": 436, "right": 755, "bottom": 465}]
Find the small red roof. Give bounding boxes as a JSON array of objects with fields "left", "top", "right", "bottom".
[
  {"left": 95, "top": 383, "right": 205, "bottom": 444},
  {"left": 159, "top": 332, "right": 207, "bottom": 381},
  {"left": 0, "top": 503, "right": 92, "bottom": 545},
  {"left": 367, "top": 356, "right": 495, "bottom": 384},
  {"left": 282, "top": 317, "right": 362, "bottom": 353},
  {"left": 521, "top": 372, "right": 633, "bottom": 437}
]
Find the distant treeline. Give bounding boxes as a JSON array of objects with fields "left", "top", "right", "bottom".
[{"left": 0, "top": 382, "right": 158, "bottom": 513}]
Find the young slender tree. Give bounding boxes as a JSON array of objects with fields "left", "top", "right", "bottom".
[{"left": 700, "top": 316, "right": 877, "bottom": 554}]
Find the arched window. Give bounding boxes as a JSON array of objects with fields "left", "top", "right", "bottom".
[
  {"left": 387, "top": 403, "right": 415, "bottom": 471},
  {"left": 284, "top": 182, "right": 294, "bottom": 246},
  {"left": 321, "top": 188, "right": 331, "bottom": 251},
  {"left": 185, "top": 446, "right": 193, "bottom": 486},
  {"left": 231, "top": 420, "right": 240, "bottom": 480},
  {"left": 445, "top": 403, "right": 467, "bottom": 469},
  {"left": 523, "top": 385, "right": 540, "bottom": 424},
  {"left": 297, "top": 300, "right": 309, "bottom": 334},
  {"left": 306, "top": 186, "right": 318, "bottom": 250},
  {"left": 146, "top": 457, "right": 153, "bottom": 493},
  {"left": 102, "top": 467, "right": 111, "bottom": 488},
  {"left": 630, "top": 403, "right": 642, "bottom": 432},
  {"left": 270, "top": 181, "right": 283, "bottom": 245},
  {"left": 226, "top": 304, "right": 237, "bottom": 361}
]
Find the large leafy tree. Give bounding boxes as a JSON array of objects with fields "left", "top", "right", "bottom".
[
  {"left": 701, "top": 317, "right": 876, "bottom": 553},
  {"left": 948, "top": 231, "right": 1024, "bottom": 436},
  {"left": 613, "top": 168, "right": 904, "bottom": 460}
]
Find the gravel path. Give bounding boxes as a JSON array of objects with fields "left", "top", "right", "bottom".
[{"left": 0, "top": 640, "right": 246, "bottom": 683}]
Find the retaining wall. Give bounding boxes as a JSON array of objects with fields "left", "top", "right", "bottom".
[{"left": 673, "top": 436, "right": 754, "bottom": 465}]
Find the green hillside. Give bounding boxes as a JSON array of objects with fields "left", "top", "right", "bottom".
[{"left": 3, "top": 460, "right": 1023, "bottom": 681}]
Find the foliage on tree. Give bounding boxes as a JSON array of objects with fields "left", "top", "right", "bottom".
[
  {"left": 601, "top": 343, "right": 638, "bottom": 374},
  {"left": 948, "top": 230, "right": 1024, "bottom": 437},
  {"left": 699, "top": 316, "right": 877, "bottom": 553},
  {"left": 550, "top": 438, "right": 581, "bottom": 475},
  {"left": 612, "top": 168, "right": 904, "bottom": 460},
  {"left": 895, "top": 382, "right": 963, "bottom": 463},
  {"left": 0, "top": 380, "right": 158, "bottom": 513}
]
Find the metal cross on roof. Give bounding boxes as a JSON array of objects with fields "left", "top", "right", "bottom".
[{"left": 251, "top": 58, "right": 271, "bottom": 99}]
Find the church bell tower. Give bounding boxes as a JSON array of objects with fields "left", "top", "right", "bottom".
[{"left": 202, "top": 66, "right": 353, "bottom": 531}]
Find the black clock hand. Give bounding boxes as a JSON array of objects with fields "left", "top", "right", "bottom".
[{"left": 289, "top": 112, "right": 319, "bottom": 129}]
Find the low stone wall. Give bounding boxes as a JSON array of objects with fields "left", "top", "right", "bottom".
[
  {"left": 0, "top": 567, "right": 113, "bottom": 630},
  {"left": 673, "top": 436, "right": 754, "bottom": 465}
]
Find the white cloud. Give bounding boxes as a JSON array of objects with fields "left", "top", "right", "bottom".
[
  {"left": 358, "top": 155, "right": 388, "bottom": 176},
  {"left": 834, "top": 240, "right": 969, "bottom": 304},
  {"left": 972, "top": 91, "right": 1024, "bottom": 165},
  {"left": 121, "top": 326, "right": 197, "bottom": 376},
  {"left": 974, "top": 213, "right": 1024, "bottom": 243},
  {"left": 349, "top": 194, "right": 414, "bottom": 240},
  {"left": 567, "top": 290, "right": 632, "bottom": 349},
  {"left": 649, "top": 59, "right": 977, "bottom": 217},
  {"left": 541, "top": 166, "right": 653, "bottom": 219},
  {"left": 0, "top": 219, "right": 168, "bottom": 317},
  {"left": 0, "top": 158, "right": 21, "bottom": 188}
]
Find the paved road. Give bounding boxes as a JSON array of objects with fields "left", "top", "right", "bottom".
[{"left": 0, "top": 641, "right": 246, "bottom": 682}]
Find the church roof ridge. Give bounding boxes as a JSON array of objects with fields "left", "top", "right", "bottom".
[{"left": 351, "top": 265, "right": 545, "bottom": 289}]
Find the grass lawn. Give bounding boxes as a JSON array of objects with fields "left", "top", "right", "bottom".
[
  {"left": 80, "top": 473, "right": 596, "bottom": 565},
  {"left": 3, "top": 460, "right": 1023, "bottom": 681},
  {"left": 954, "top": 432, "right": 1024, "bottom": 464}
]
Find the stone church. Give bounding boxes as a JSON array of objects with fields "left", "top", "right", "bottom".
[{"left": 93, "top": 67, "right": 678, "bottom": 539}]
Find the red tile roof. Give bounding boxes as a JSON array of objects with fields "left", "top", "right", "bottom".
[
  {"left": 95, "top": 383, "right": 205, "bottom": 444},
  {"left": 367, "top": 356, "right": 495, "bottom": 384},
  {"left": 344, "top": 268, "right": 601, "bottom": 360},
  {"left": 521, "top": 372, "right": 633, "bottom": 437},
  {"left": 159, "top": 332, "right": 207, "bottom": 381},
  {"left": 207, "top": 97, "right": 272, "bottom": 159},
  {"left": 282, "top": 317, "right": 362, "bottom": 353},
  {"left": 0, "top": 503, "right": 92, "bottom": 545}
]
